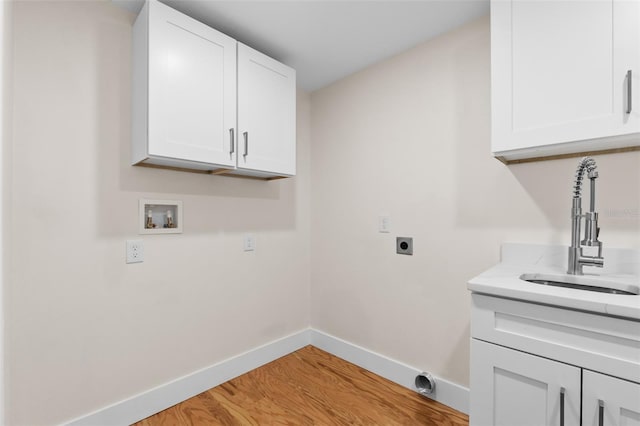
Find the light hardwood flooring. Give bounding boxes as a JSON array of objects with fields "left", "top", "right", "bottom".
[{"left": 134, "top": 345, "right": 469, "bottom": 425}]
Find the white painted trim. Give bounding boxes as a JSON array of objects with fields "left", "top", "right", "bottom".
[
  {"left": 64, "top": 329, "right": 311, "bottom": 426},
  {"left": 0, "top": 1, "right": 12, "bottom": 423},
  {"left": 309, "top": 329, "right": 469, "bottom": 415},
  {"left": 64, "top": 328, "right": 468, "bottom": 425}
]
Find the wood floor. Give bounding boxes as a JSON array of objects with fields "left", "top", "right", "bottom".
[{"left": 134, "top": 345, "right": 468, "bottom": 425}]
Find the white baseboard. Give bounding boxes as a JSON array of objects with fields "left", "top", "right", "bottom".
[
  {"left": 309, "top": 329, "right": 469, "bottom": 415},
  {"left": 65, "top": 329, "right": 311, "bottom": 426},
  {"left": 65, "top": 328, "right": 468, "bottom": 425}
]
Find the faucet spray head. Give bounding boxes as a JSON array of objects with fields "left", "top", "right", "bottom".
[{"left": 573, "top": 156, "right": 598, "bottom": 198}]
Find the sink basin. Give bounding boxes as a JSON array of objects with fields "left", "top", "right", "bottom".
[{"left": 520, "top": 273, "right": 640, "bottom": 295}]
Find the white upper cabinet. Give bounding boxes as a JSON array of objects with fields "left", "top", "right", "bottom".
[
  {"left": 132, "top": 0, "right": 237, "bottom": 170},
  {"left": 132, "top": 1, "right": 296, "bottom": 178},
  {"left": 491, "top": 0, "right": 640, "bottom": 162},
  {"left": 237, "top": 43, "right": 296, "bottom": 177}
]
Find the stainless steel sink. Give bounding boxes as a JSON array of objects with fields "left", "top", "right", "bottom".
[{"left": 520, "top": 273, "right": 639, "bottom": 295}]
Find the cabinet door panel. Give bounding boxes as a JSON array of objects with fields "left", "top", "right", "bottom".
[
  {"left": 470, "top": 339, "right": 581, "bottom": 426},
  {"left": 617, "top": 0, "right": 640, "bottom": 125},
  {"left": 148, "top": 0, "right": 236, "bottom": 166},
  {"left": 237, "top": 43, "right": 296, "bottom": 176},
  {"left": 583, "top": 370, "right": 640, "bottom": 426},
  {"left": 511, "top": 1, "right": 613, "bottom": 133}
]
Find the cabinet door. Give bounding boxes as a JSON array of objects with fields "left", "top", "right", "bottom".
[
  {"left": 147, "top": 0, "right": 236, "bottom": 167},
  {"left": 470, "top": 339, "right": 581, "bottom": 426},
  {"left": 583, "top": 370, "right": 640, "bottom": 426},
  {"left": 491, "top": 0, "right": 640, "bottom": 155},
  {"left": 237, "top": 43, "right": 296, "bottom": 176}
]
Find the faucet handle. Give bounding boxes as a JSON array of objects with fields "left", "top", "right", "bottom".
[{"left": 581, "top": 255, "right": 604, "bottom": 268}]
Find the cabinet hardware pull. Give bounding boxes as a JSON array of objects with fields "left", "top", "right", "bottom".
[
  {"left": 560, "top": 387, "right": 565, "bottom": 426},
  {"left": 598, "top": 400, "right": 604, "bottom": 426},
  {"left": 243, "top": 131, "right": 249, "bottom": 157},
  {"left": 229, "top": 128, "right": 235, "bottom": 155},
  {"left": 627, "top": 70, "right": 633, "bottom": 114}
]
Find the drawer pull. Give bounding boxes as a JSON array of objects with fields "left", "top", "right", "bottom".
[
  {"left": 627, "top": 70, "right": 633, "bottom": 114},
  {"left": 229, "top": 128, "right": 235, "bottom": 155},
  {"left": 599, "top": 399, "right": 604, "bottom": 426},
  {"left": 560, "top": 387, "right": 565, "bottom": 426}
]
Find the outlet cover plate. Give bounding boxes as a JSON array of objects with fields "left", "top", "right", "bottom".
[
  {"left": 396, "top": 237, "right": 413, "bottom": 255},
  {"left": 126, "top": 240, "right": 144, "bottom": 263}
]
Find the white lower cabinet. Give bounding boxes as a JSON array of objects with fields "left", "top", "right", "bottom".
[
  {"left": 471, "top": 340, "right": 640, "bottom": 426},
  {"left": 471, "top": 339, "right": 581, "bottom": 426},
  {"left": 470, "top": 294, "right": 640, "bottom": 426},
  {"left": 582, "top": 370, "right": 640, "bottom": 426}
]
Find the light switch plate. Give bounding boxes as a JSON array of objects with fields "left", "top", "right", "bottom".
[
  {"left": 379, "top": 216, "right": 391, "bottom": 233},
  {"left": 243, "top": 234, "right": 256, "bottom": 252}
]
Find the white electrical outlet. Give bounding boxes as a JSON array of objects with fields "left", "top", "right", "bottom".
[
  {"left": 243, "top": 234, "right": 256, "bottom": 252},
  {"left": 379, "top": 216, "right": 391, "bottom": 233},
  {"left": 126, "top": 240, "right": 144, "bottom": 263}
]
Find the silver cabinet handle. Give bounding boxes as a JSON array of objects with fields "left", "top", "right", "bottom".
[
  {"left": 598, "top": 400, "right": 604, "bottom": 426},
  {"left": 627, "top": 70, "right": 633, "bottom": 114},
  {"left": 243, "top": 131, "right": 248, "bottom": 157},
  {"left": 560, "top": 387, "right": 565, "bottom": 426},
  {"left": 229, "top": 128, "right": 235, "bottom": 155}
]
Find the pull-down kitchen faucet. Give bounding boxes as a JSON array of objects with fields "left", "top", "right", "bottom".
[{"left": 568, "top": 156, "right": 604, "bottom": 275}]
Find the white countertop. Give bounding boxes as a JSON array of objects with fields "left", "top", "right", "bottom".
[{"left": 467, "top": 243, "right": 640, "bottom": 320}]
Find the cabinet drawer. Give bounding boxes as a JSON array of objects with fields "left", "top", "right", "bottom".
[{"left": 471, "top": 294, "right": 640, "bottom": 383}]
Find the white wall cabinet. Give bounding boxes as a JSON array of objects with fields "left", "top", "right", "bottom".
[
  {"left": 491, "top": 0, "right": 640, "bottom": 162},
  {"left": 132, "top": 0, "right": 296, "bottom": 179},
  {"left": 470, "top": 294, "right": 640, "bottom": 425},
  {"left": 471, "top": 339, "right": 581, "bottom": 426},
  {"left": 236, "top": 43, "right": 296, "bottom": 177},
  {"left": 132, "top": 0, "right": 237, "bottom": 171}
]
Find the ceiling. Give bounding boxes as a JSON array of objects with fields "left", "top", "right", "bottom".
[{"left": 113, "top": 0, "right": 490, "bottom": 91}]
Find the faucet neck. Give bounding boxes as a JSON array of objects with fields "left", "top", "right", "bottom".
[{"left": 570, "top": 197, "right": 582, "bottom": 249}]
